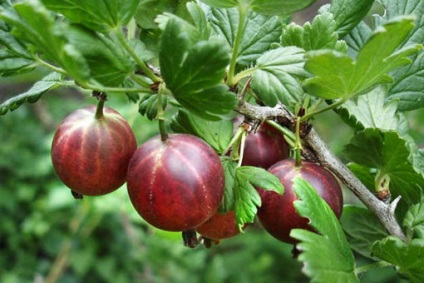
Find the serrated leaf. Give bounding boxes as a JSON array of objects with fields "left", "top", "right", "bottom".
[
  {"left": 403, "top": 199, "right": 424, "bottom": 239},
  {"left": 378, "top": 0, "right": 424, "bottom": 47},
  {"left": 371, "top": 237, "right": 424, "bottom": 283},
  {"left": 0, "top": 72, "right": 63, "bottom": 115},
  {"left": 251, "top": 46, "right": 306, "bottom": 107},
  {"left": 66, "top": 25, "right": 133, "bottom": 86},
  {"left": 329, "top": 0, "right": 374, "bottom": 38},
  {"left": 219, "top": 158, "right": 237, "bottom": 213},
  {"left": 209, "top": 8, "right": 281, "bottom": 66},
  {"left": 0, "top": 27, "right": 32, "bottom": 58},
  {"left": 291, "top": 178, "right": 358, "bottom": 283},
  {"left": 138, "top": 94, "right": 167, "bottom": 121},
  {"left": 0, "top": 0, "right": 90, "bottom": 83},
  {"left": 344, "top": 129, "right": 424, "bottom": 203},
  {"left": 341, "top": 205, "right": 388, "bottom": 259},
  {"left": 159, "top": 17, "right": 237, "bottom": 120},
  {"left": 304, "top": 17, "right": 422, "bottom": 100},
  {"left": 200, "top": 0, "right": 237, "bottom": 8},
  {"left": 237, "top": 166, "right": 284, "bottom": 194},
  {"left": 234, "top": 166, "right": 283, "bottom": 228},
  {"left": 282, "top": 13, "right": 346, "bottom": 52},
  {"left": 344, "top": 21, "right": 372, "bottom": 58},
  {"left": 187, "top": 2, "right": 211, "bottom": 40},
  {"left": 387, "top": 52, "right": 424, "bottom": 111},
  {"left": 170, "top": 109, "right": 233, "bottom": 154},
  {"left": 249, "top": 0, "right": 316, "bottom": 16},
  {"left": 0, "top": 51, "right": 35, "bottom": 76},
  {"left": 347, "top": 163, "right": 376, "bottom": 192},
  {"left": 339, "top": 87, "right": 408, "bottom": 133},
  {"left": 41, "top": 0, "right": 139, "bottom": 32}
]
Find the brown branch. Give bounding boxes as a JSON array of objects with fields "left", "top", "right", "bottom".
[{"left": 237, "top": 101, "right": 407, "bottom": 241}]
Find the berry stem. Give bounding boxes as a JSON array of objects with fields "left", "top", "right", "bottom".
[
  {"left": 94, "top": 92, "right": 107, "bottom": 120},
  {"left": 294, "top": 116, "right": 302, "bottom": 167},
  {"left": 157, "top": 90, "right": 168, "bottom": 142},
  {"left": 266, "top": 120, "right": 296, "bottom": 149},
  {"left": 226, "top": 4, "right": 248, "bottom": 86}
]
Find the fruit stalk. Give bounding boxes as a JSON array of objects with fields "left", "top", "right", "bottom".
[{"left": 237, "top": 100, "right": 407, "bottom": 241}]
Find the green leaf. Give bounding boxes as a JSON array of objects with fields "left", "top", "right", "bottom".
[
  {"left": 66, "top": 25, "right": 134, "bottom": 86},
  {"left": 170, "top": 109, "right": 233, "bottom": 154},
  {"left": 304, "top": 17, "right": 422, "bottom": 100},
  {"left": 403, "top": 199, "right": 424, "bottom": 239},
  {"left": 219, "top": 158, "right": 237, "bottom": 213},
  {"left": 339, "top": 87, "right": 408, "bottom": 133},
  {"left": 251, "top": 46, "right": 306, "bottom": 107},
  {"left": 344, "top": 20, "right": 372, "bottom": 58},
  {"left": 249, "top": 0, "right": 316, "bottom": 16},
  {"left": 0, "top": 0, "right": 90, "bottom": 83},
  {"left": 41, "top": 0, "right": 140, "bottom": 32},
  {"left": 138, "top": 94, "right": 167, "bottom": 121},
  {"left": 344, "top": 129, "right": 424, "bottom": 203},
  {"left": 0, "top": 26, "right": 32, "bottom": 58},
  {"left": 291, "top": 178, "right": 359, "bottom": 283},
  {"left": 340, "top": 205, "right": 388, "bottom": 259},
  {"left": 371, "top": 237, "right": 424, "bottom": 283},
  {"left": 387, "top": 52, "right": 424, "bottom": 111},
  {"left": 187, "top": 2, "right": 211, "bottom": 40},
  {"left": 0, "top": 50, "right": 35, "bottom": 76},
  {"left": 234, "top": 166, "right": 283, "bottom": 227},
  {"left": 346, "top": 163, "right": 377, "bottom": 192},
  {"left": 329, "top": 0, "right": 375, "bottom": 37},
  {"left": 282, "top": 13, "right": 347, "bottom": 52},
  {"left": 378, "top": 0, "right": 424, "bottom": 47},
  {"left": 209, "top": 8, "right": 282, "bottom": 66},
  {"left": 159, "top": 17, "right": 237, "bottom": 120},
  {"left": 0, "top": 72, "right": 63, "bottom": 115},
  {"left": 200, "top": 0, "right": 238, "bottom": 9}
]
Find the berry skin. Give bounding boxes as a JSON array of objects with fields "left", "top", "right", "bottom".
[
  {"left": 242, "top": 123, "right": 290, "bottom": 169},
  {"left": 127, "top": 134, "right": 225, "bottom": 232},
  {"left": 196, "top": 210, "right": 242, "bottom": 240},
  {"left": 51, "top": 105, "right": 137, "bottom": 196},
  {"left": 257, "top": 159, "right": 343, "bottom": 244}
]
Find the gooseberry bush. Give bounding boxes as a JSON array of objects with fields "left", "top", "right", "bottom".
[{"left": 0, "top": 0, "right": 423, "bottom": 282}]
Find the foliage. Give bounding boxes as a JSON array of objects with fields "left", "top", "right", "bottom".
[{"left": 0, "top": 0, "right": 423, "bottom": 282}]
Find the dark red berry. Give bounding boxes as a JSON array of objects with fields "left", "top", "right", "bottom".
[
  {"left": 51, "top": 106, "right": 137, "bottom": 196},
  {"left": 242, "top": 123, "right": 290, "bottom": 169},
  {"left": 196, "top": 210, "right": 242, "bottom": 240},
  {"left": 257, "top": 159, "right": 343, "bottom": 244},
  {"left": 126, "top": 134, "right": 225, "bottom": 232}
]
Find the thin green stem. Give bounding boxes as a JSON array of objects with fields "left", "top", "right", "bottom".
[
  {"left": 226, "top": 5, "right": 248, "bottom": 86},
  {"left": 301, "top": 98, "right": 347, "bottom": 121},
  {"left": 130, "top": 72, "right": 153, "bottom": 88},
  {"left": 114, "top": 29, "right": 161, "bottom": 83},
  {"left": 232, "top": 67, "right": 257, "bottom": 84},
  {"left": 355, "top": 261, "right": 393, "bottom": 275},
  {"left": 79, "top": 80, "right": 150, "bottom": 94},
  {"left": 294, "top": 117, "right": 302, "bottom": 166},
  {"left": 35, "top": 56, "right": 67, "bottom": 75},
  {"left": 237, "top": 131, "right": 247, "bottom": 167},
  {"left": 95, "top": 96, "right": 105, "bottom": 119},
  {"left": 266, "top": 120, "right": 296, "bottom": 149},
  {"left": 222, "top": 126, "right": 246, "bottom": 157},
  {"left": 156, "top": 89, "right": 168, "bottom": 142}
]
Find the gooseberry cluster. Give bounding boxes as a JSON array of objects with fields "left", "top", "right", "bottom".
[{"left": 51, "top": 102, "right": 343, "bottom": 247}]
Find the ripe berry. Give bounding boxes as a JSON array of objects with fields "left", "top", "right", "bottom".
[
  {"left": 127, "top": 134, "right": 225, "bottom": 232},
  {"left": 51, "top": 105, "right": 137, "bottom": 196},
  {"left": 196, "top": 210, "right": 241, "bottom": 240},
  {"left": 257, "top": 159, "right": 343, "bottom": 244},
  {"left": 242, "top": 123, "right": 290, "bottom": 169}
]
